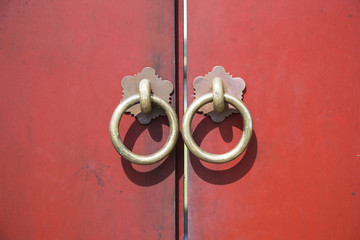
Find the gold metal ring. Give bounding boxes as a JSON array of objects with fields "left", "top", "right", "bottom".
[
  {"left": 139, "top": 79, "right": 152, "bottom": 114},
  {"left": 182, "top": 93, "right": 253, "bottom": 163},
  {"left": 212, "top": 77, "right": 225, "bottom": 112},
  {"left": 109, "top": 94, "right": 179, "bottom": 165}
]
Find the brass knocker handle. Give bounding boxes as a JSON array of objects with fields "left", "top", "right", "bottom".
[
  {"left": 109, "top": 92, "right": 179, "bottom": 165},
  {"left": 182, "top": 92, "right": 253, "bottom": 164}
]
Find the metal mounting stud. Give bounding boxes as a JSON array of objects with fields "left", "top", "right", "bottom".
[
  {"left": 193, "top": 66, "right": 246, "bottom": 123},
  {"left": 121, "top": 67, "right": 173, "bottom": 125}
]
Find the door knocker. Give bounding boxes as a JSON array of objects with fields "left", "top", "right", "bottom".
[
  {"left": 182, "top": 66, "right": 253, "bottom": 163},
  {"left": 109, "top": 67, "right": 179, "bottom": 165}
]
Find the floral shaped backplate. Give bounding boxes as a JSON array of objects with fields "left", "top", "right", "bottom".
[
  {"left": 121, "top": 67, "right": 173, "bottom": 125},
  {"left": 193, "top": 66, "right": 246, "bottom": 123}
]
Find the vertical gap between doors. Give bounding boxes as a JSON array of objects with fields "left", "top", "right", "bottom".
[
  {"left": 175, "top": 0, "right": 188, "bottom": 239},
  {"left": 183, "top": 0, "right": 188, "bottom": 239}
]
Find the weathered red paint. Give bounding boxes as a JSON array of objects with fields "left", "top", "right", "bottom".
[
  {"left": 187, "top": 0, "right": 360, "bottom": 239},
  {"left": 2, "top": 0, "right": 360, "bottom": 239},
  {"left": 0, "top": 0, "right": 176, "bottom": 239}
]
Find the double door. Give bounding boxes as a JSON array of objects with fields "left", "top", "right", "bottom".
[{"left": 1, "top": 0, "right": 359, "bottom": 239}]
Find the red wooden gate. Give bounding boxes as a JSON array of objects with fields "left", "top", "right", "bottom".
[
  {"left": 1, "top": 0, "right": 360, "bottom": 239},
  {"left": 186, "top": 0, "right": 360, "bottom": 239},
  {"left": 0, "top": 0, "right": 177, "bottom": 239}
]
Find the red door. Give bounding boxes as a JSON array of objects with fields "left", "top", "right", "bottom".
[
  {"left": 1, "top": 0, "right": 360, "bottom": 239},
  {"left": 0, "top": 0, "right": 177, "bottom": 239},
  {"left": 186, "top": 0, "right": 360, "bottom": 239}
]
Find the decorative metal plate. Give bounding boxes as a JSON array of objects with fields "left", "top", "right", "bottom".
[
  {"left": 121, "top": 67, "right": 173, "bottom": 125},
  {"left": 193, "top": 66, "right": 246, "bottom": 123}
]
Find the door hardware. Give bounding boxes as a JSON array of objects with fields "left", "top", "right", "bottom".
[
  {"left": 182, "top": 66, "right": 253, "bottom": 163},
  {"left": 109, "top": 68, "right": 179, "bottom": 165}
]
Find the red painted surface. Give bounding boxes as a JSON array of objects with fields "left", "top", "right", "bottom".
[
  {"left": 0, "top": 0, "right": 176, "bottom": 239},
  {"left": 187, "top": 0, "right": 360, "bottom": 239}
]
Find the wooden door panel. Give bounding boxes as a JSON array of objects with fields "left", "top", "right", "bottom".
[
  {"left": 0, "top": 0, "right": 176, "bottom": 239},
  {"left": 187, "top": 0, "right": 360, "bottom": 239}
]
